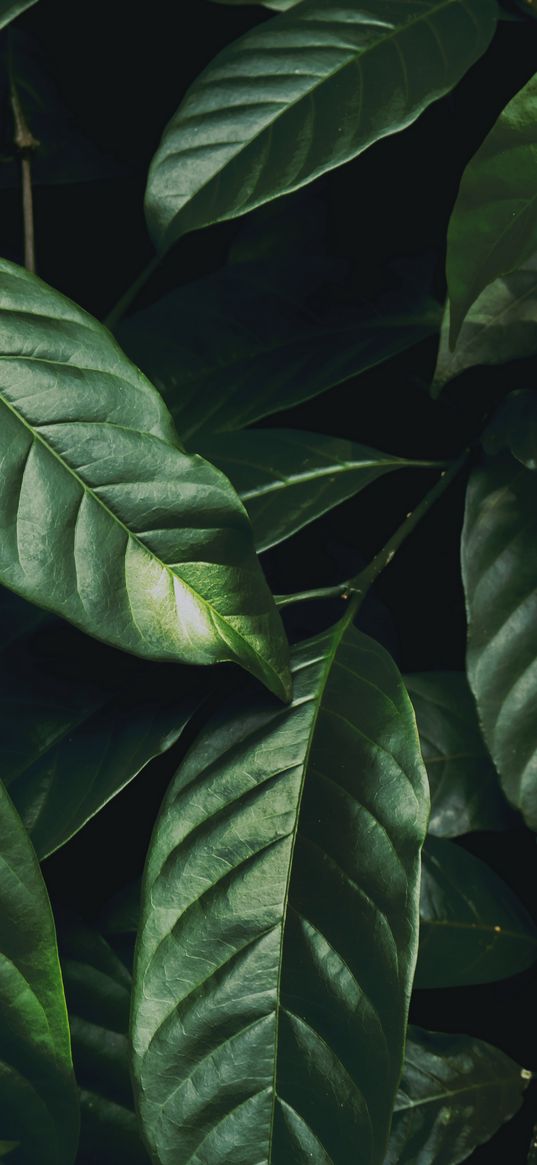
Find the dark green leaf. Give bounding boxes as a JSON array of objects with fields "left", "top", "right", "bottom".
[
  {"left": 483, "top": 389, "right": 537, "bottom": 469},
  {"left": 462, "top": 451, "right": 537, "bottom": 828},
  {"left": 447, "top": 72, "right": 537, "bottom": 341},
  {"left": 432, "top": 256, "right": 537, "bottom": 396},
  {"left": 416, "top": 837, "right": 537, "bottom": 988},
  {"left": 59, "top": 922, "right": 148, "bottom": 1165},
  {"left": 145, "top": 0, "right": 497, "bottom": 252},
  {"left": 99, "top": 879, "right": 141, "bottom": 938},
  {"left": 0, "top": 780, "right": 79, "bottom": 1163},
  {"left": 387, "top": 1024, "right": 531, "bottom": 1165},
  {"left": 0, "top": 0, "right": 36, "bottom": 28},
  {"left": 405, "top": 672, "right": 513, "bottom": 837},
  {"left": 0, "top": 259, "right": 290, "bottom": 700},
  {"left": 132, "top": 622, "right": 429, "bottom": 1165},
  {"left": 198, "top": 429, "right": 438, "bottom": 552}
]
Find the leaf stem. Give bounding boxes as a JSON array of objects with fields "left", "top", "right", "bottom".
[
  {"left": 104, "top": 253, "right": 161, "bottom": 332},
  {"left": 275, "top": 584, "right": 349, "bottom": 608},
  {"left": 8, "top": 35, "right": 39, "bottom": 273}
]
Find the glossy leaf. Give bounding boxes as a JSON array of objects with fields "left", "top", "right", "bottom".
[
  {"left": 405, "top": 672, "right": 513, "bottom": 837},
  {"left": 416, "top": 837, "right": 537, "bottom": 988},
  {"left": 119, "top": 260, "right": 440, "bottom": 444},
  {"left": 432, "top": 256, "right": 537, "bottom": 395},
  {"left": 132, "top": 622, "right": 429, "bottom": 1165},
  {"left": 0, "top": 780, "right": 79, "bottom": 1163},
  {"left": 483, "top": 389, "right": 537, "bottom": 469},
  {"left": 0, "top": 259, "right": 290, "bottom": 699},
  {"left": 145, "top": 0, "right": 497, "bottom": 252},
  {"left": 59, "top": 922, "right": 148, "bottom": 1164},
  {"left": 0, "top": 0, "right": 37, "bottom": 28},
  {"left": 447, "top": 72, "right": 537, "bottom": 341},
  {"left": 198, "top": 429, "right": 439, "bottom": 552},
  {"left": 387, "top": 1025, "right": 531, "bottom": 1165},
  {"left": 462, "top": 451, "right": 537, "bottom": 828}
]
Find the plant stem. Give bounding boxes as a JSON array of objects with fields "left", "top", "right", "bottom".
[
  {"left": 104, "top": 253, "right": 161, "bottom": 332},
  {"left": 275, "top": 584, "right": 349, "bottom": 609},
  {"left": 8, "top": 37, "right": 39, "bottom": 273}
]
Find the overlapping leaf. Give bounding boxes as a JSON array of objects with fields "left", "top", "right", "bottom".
[
  {"left": 447, "top": 72, "right": 537, "bottom": 341},
  {"left": 0, "top": 259, "right": 289, "bottom": 699},
  {"left": 132, "top": 621, "right": 429, "bottom": 1165},
  {"left": 0, "top": 781, "right": 79, "bottom": 1163},
  {"left": 405, "top": 672, "right": 512, "bottom": 837},
  {"left": 386, "top": 1025, "right": 531, "bottom": 1165},
  {"left": 416, "top": 837, "right": 537, "bottom": 988},
  {"left": 145, "top": 0, "right": 497, "bottom": 252}
]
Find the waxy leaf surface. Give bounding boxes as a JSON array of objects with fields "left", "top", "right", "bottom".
[{"left": 132, "top": 622, "right": 429, "bottom": 1165}]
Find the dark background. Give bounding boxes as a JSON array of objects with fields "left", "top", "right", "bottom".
[{"left": 2, "top": 2, "right": 537, "bottom": 1161}]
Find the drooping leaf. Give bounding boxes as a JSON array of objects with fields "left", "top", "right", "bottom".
[
  {"left": 462, "top": 450, "right": 537, "bottom": 829},
  {"left": 386, "top": 1024, "right": 531, "bottom": 1165},
  {"left": 0, "top": 259, "right": 290, "bottom": 700},
  {"left": 0, "top": 0, "right": 37, "bottom": 29},
  {"left": 483, "top": 389, "right": 537, "bottom": 469},
  {"left": 132, "top": 621, "right": 429, "bottom": 1165},
  {"left": 198, "top": 429, "right": 440, "bottom": 552},
  {"left": 59, "top": 921, "right": 148, "bottom": 1165},
  {"left": 447, "top": 72, "right": 537, "bottom": 341},
  {"left": 145, "top": 0, "right": 497, "bottom": 253},
  {"left": 118, "top": 260, "right": 440, "bottom": 443},
  {"left": 0, "top": 780, "right": 79, "bottom": 1163},
  {"left": 405, "top": 672, "right": 513, "bottom": 837},
  {"left": 415, "top": 837, "right": 537, "bottom": 988},
  {"left": 432, "top": 256, "right": 537, "bottom": 395}
]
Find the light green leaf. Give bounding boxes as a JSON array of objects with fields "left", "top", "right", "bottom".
[
  {"left": 145, "top": 0, "right": 497, "bottom": 252},
  {"left": 415, "top": 837, "right": 537, "bottom": 988},
  {"left": 198, "top": 429, "right": 439, "bottom": 552},
  {"left": 447, "top": 72, "right": 537, "bottom": 341},
  {"left": 59, "top": 922, "right": 148, "bottom": 1165},
  {"left": 0, "top": 259, "right": 290, "bottom": 700},
  {"left": 0, "top": 0, "right": 37, "bottom": 29},
  {"left": 132, "top": 622, "right": 429, "bottom": 1165},
  {"left": 432, "top": 256, "right": 537, "bottom": 395},
  {"left": 405, "top": 672, "right": 513, "bottom": 837},
  {"left": 387, "top": 1025, "right": 531, "bottom": 1165},
  {"left": 462, "top": 450, "right": 537, "bottom": 828},
  {"left": 0, "top": 587, "right": 201, "bottom": 858},
  {"left": 0, "top": 780, "right": 79, "bottom": 1163},
  {"left": 483, "top": 389, "right": 537, "bottom": 469}
]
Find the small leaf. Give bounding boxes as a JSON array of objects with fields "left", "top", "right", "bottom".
[
  {"left": 0, "top": 259, "right": 290, "bottom": 700},
  {"left": 387, "top": 1024, "right": 531, "bottom": 1165},
  {"left": 462, "top": 450, "right": 537, "bottom": 828},
  {"left": 198, "top": 429, "right": 438, "bottom": 552},
  {"left": 447, "top": 72, "right": 537, "bottom": 341},
  {"left": 132, "top": 622, "right": 429, "bottom": 1165},
  {"left": 432, "top": 256, "right": 537, "bottom": 395},
  {"left": 0, "top": 781, "right": 79, "bottom": 1163},
  {"left": 416, "top": 837, "right": 537, "bottom": 988},
  {"left": 0, "top": 0, "right": 37, "bottom": 29},
  {"left": 483, "top": 389, "right": 537, "bottom": 469},
  {"left": 405, "top": 672, "right": 513, "bottom": 837},
  {"left": 145, "top": 0, "right": 497, "bottom": 252}
]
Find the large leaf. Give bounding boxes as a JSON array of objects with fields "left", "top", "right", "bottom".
[
  {"left": 0, "top": 0, "right": 37, "bottom": 28},
  {"left": 432, "top": 256, "right": 537, "bottom": 396},
  {"left": 482, "top": 389, "right": 537, "bottom": 469},
  {"left": 0, "top": 780, "right": 79, "bottom": 1163},
  {"left": 405, "top": 672, "right": 513, "bottom": 837},
  {"left": 132, "top": 621, "right": 429, "bottom": 1165},
  {"left": 0, "top": 587, "right": 200, "bottom": 858},
  {"left": 462, "top": 449, "right": 537, "bottom": 828},
  {"left": 447, "top": 72, "right": 537, "bottom": 341},
  {"left": 145, "top": 0, "right": 497, "bottom": 252},
  {"left": 198, "top": 429, "right": 439, "bottom": 552},
  {"left": 119, "top": 259, "right": 440, "bottom": 444},
  {"left": 386, "top": 1025, "right": 531, "bottom": 1165},
  {"left": 59, "top": 921, "right": 148, "bottom": 1165},
  {"left": 415, "top": 837, "right": 537, "bottom": 988},
  {"left": 0, "top": 259, "right": 290, "bottom": 700}
]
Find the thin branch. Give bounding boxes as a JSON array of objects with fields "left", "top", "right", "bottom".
[{"left": 8, "top": 37, "right": 39, "bottom": 273}]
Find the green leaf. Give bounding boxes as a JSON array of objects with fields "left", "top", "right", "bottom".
[
  {"left": 483, "top": 389, "right": 537, "bottom": 469},
  {"left": 405, "top": 672, "right": 513, "bottom": 837},
  {"left": 99, "top": 879, "right": 141, "bottom": 938},
  {"left": 0, "top": 1146, "right": 18, "bottom": 1160},
  {"left": 415, "top": 837, "right": 537, "bottom": 988},
  {"left": 462, "top": 450, "right": 537, "bottom": 828},
  {"left": 432, "top": 256, "right": 537, "bottom": 396},
  {"left": 118, "top": 261, "right": 440, "bottom": 444},
  {"left": 0, "top": 0, "right": 37, "bottom": 29},
  {"left": 211, "top": 0, "right": 298, "bottom": 9},
  {"left": 145, "top": 0, "right": 497, "bottom": 252},
  {"left": 0, "top": 587, "right": 201, "bottom": 858},
  {"left": 59, "top": 922, "right": 148, "bottom": 1164},
  {"left": 387, "top": 1025, "right": 531, "bottom": 1165},
  {"left": 0, "top": 780, "right": 79, "bottom": 1163},
  {"left": 447, "top": 72, "right": 537, "bottom": 341},
  {"left": 198, "top": 429, "right": 439, "bottom": 552},
  {"left": 0, "top": 259, "right": 290, "bottom": 700},
  {"left": 132, "top": 622, "right": 429, "bottom": 1165}
]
